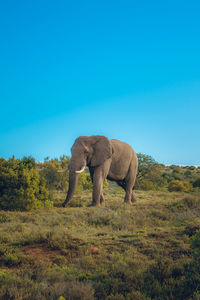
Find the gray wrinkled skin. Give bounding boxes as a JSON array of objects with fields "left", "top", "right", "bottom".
[{"left": 63, "top": 135, "right": 138, "bottom": 207}]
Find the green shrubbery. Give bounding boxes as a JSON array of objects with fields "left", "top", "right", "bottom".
[
  {"left": 0, "top": 157, "right": 50, "bottom": 211},
  {"left": 39, "top": 155, "right": 70, "bottom": 192},
  {"left": 136, "top": 154, "right": 200, "bottom": 192},
  {"left": 193, "top": 177, "right": 200, "bottom": 188},
  {"left": 138, "top": 179, "right": 158, "bottom": 191},
  {"left": 168, "top": 180, "right": 193, "bottom": 192}
]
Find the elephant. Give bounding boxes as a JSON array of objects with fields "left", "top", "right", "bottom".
[{"left": 62, "top": 135, "right": 138, "bottom": 207}]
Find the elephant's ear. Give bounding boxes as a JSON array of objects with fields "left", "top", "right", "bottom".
[{"left": 91, "top": 136, "right": 113, "bottom": 167}]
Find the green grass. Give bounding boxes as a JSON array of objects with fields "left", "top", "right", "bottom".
[{"left": 0, "top": 190, "right": 200, "bottom": 299}]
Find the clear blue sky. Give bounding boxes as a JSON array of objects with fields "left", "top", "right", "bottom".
[{"left": 0, "top": 0, "right": 200, "bottom": 165}]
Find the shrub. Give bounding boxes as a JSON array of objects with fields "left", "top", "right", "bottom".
[
  {"left": 3, "top": 253, "right": 19, "bottom": 266},
  {"left": 50, "top": 281, "right": 94, "bottom": 300},
  {"left": 53, "top": 255, "right": 68, "bottom": 266},
  {"left": 0, "top": 212, "right": 11, "bottom": 223},
  {"left": 0, "top": 269, "right": 12, "bottom": 288},
  {"left": 138, "top": 180, "right": 158, "bottom": 191},
  {"left": 191, "top": 230, "right": 200, "bottom": 257},
  {"left": 184, "top": 223, "right": 200, "bottom": 237},
  {"left": 40, "top": 155, "right": 72, "bottom": 193},
  {"left": 78, "top": 172, "right": 93, "bottom": 190},
  {"left": 78, "top": 172, "right": 108, "bottom": 191},
  {"left": 143, "top": 258, "right": 185, "bottom": 299},
  {"left": 193, "top": 177, "right": 200, "bottom": 188},
  {"left": 40, "top": 159, "right": 68, "bottom": 192},
  {"left": 182, "top": 195, "right": 200, "bottom": 208},
  {"left": 0, "top": 157, "right": 51, "bottom": 211},
  {"left": 0, "top": 244, "right": 20, "bottom": 266},
  {"left": 181, "top": 231, "right": 200, "bottom": 299},
  {"left": 168, "top": 180, "right": 193, "bottom": 192},
  {"left": 46, "top": 230, "right": 80, "bottom": 251}
]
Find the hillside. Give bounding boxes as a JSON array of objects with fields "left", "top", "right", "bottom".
[{"left": 0, "top": 190, "right": 200, "bottom": 299}]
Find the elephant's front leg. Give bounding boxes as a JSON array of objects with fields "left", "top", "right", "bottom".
[
  {"left": 91, "top": 160, "right": 111, "bottom": 206},
  {"left": 89, "top": 166, "right": 102, "bottom": 206},
  {"left": 92, "top": 168, "right": 104, "bottom": 206}
]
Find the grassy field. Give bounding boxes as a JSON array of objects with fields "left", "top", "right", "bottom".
[{"left": 0, "top": 189, "right": 200, "bottom": 299}]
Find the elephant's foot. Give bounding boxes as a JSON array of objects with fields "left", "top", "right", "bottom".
[
  {"left": 124, "top": 192, "right": 133, "bottom": 205},
  {"left": 124, "top": 200, "right": 132, "bottom": 205},
  {"left": 124, "top": 197, "right": 132, "bottom": 205},
  {"left": 100, "top": 195, "right": 105, "bottom": 206},
  {"left": 131, "top": 192, "right": 137, "bottom": 203},
  {"left": 91, "top": 201, "right": 101, "bottom": 207}
]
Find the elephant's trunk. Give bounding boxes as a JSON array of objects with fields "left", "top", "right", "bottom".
[{"left": 62, "top": 171, "right": 79, "bottom": 207}]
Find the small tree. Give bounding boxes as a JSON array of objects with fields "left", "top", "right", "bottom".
[
  {"left": 136, "top": 154, "right": 166, "bottom": 190},
  {"left": 21, "top": 156, "right": 36, "bottom": 169}
]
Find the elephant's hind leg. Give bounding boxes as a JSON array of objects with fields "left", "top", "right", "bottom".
[
  {"left": 128, "top": 159, "right": 138, "bottom": 203},
  {"left": 124, "top": 187, "right": 133, "bottom": 204},
  {"left": 100, "top": 193, "right": 105, "bottom": 206},
  {"left": 117, "top": 180, "right": 132, "bottom": 204},
  {"left": 124, "top": 161, "right": 137, "bottom": 204},
  {"left": 116, "top": 180, "right": 126, "bottom": 190}
]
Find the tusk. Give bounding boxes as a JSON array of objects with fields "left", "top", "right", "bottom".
[
  {"left": 57, "top": 168, "right": 68, "bottom": 173},
  {"left": 75, "top": 166, "right": 86, "bottom": 173}
]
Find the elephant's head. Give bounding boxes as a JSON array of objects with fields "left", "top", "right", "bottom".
[{"left": 63, "top": 135, "right": 113, "bottom": 206}]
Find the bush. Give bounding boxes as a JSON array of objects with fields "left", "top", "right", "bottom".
[
  {"left": 137, "top": 154, "right": 167, "bottom": 190},
  {"left": 184, "top": 223, "right": 200, "bottom": 237},
  {"left": 78, "top": 172, "right": 93, "bottom": 190},
  {"left": 0, "top": 157, "right": 51, "bottom": 211},
  {"left": 40, "top": 159, "right": 68, "bottom": 192},
  {"left": 191, "top": 230, "right": 200, "bottom": 257},
  {"left": 40, "top": 156, "right": 70, "bottom": 192},
  {"left": 3, "top": 253, "right": 19, "bottom": 266},
  {"left": 168, "top": 180, "right": 193, "bottom": 192},
  {"left": 77, "top": 172, "right": 108, "bottom": 191},
  {"left": 143, "top": 258, "right": 187, "bottom": 299},
  {"left": 138, "top": 180, "right": 158, "bottom": 191},
  {"left": 182, "top": 195, "right": 200, "bottom": 208},
  {"left": 193, "top": 177, "right": 200, "bottom": 188},
  {"left": 181, "top": 231, "right": 200, "bottom": 299}
]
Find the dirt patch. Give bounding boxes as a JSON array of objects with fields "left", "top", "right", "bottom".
[
  {"left": 90, "top": 245, "right": 99, "bottom": 254},
  {"left": 23, "top": 245, "right": 60, "bottom": 264}
]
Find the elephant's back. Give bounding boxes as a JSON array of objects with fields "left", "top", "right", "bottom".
[{"left": 110, "top": 139, "right": 135, "bottom": 158}]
